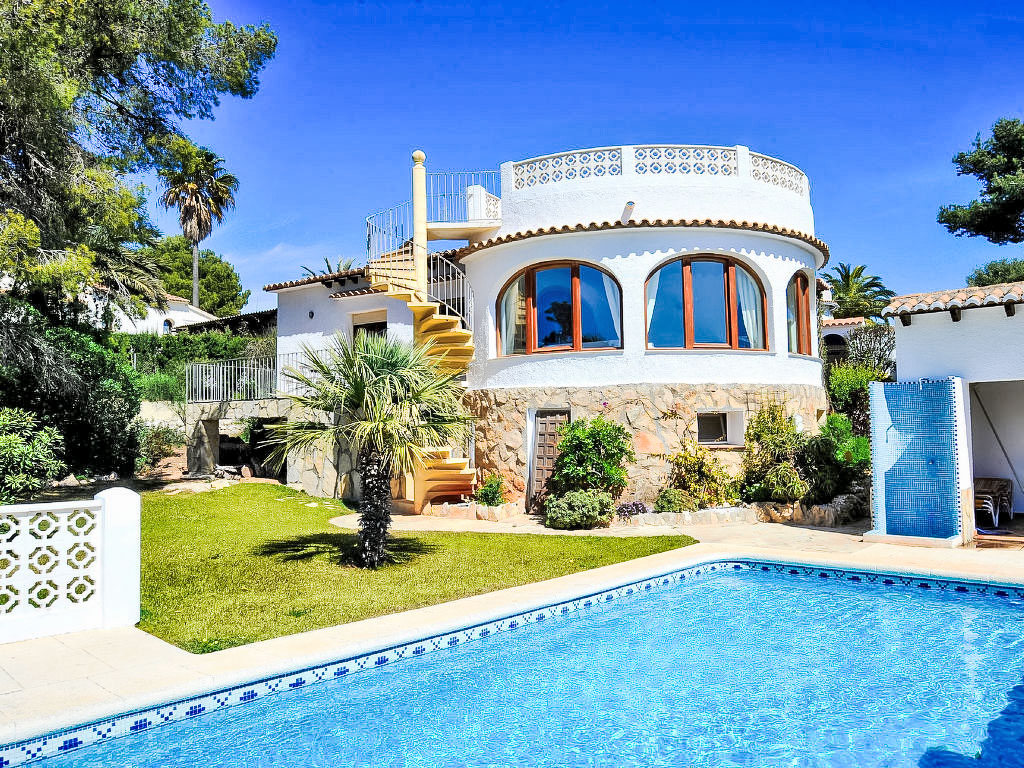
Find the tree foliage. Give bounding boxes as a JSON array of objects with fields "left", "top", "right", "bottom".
[
  {"left": 824, "top": 263, "right": 896, "bottom": 320},
  {"left": 967, "top": 258, "right": 1024, "bottom": 287},
  {"left": 846, "top": 324, "right": 895, "bottom": 374},
  {"left": 939, "top": 118, "right": 1024, "bottom": 245},
  {"left": 263, "top": 334, "right": 474, "bottom": 568},
  {"left": 144, "top": 235, "right": 249, "bottom": 315},
  {"left": 0, "top": 408, "right": 66, "bottom": 504}
]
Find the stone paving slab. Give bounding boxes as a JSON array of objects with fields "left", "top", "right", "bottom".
[{"left": 2, "top": 525, "right": 1023, "bottom": 745}]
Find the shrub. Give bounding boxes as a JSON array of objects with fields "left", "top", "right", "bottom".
[
  {"left": 474, "top": 474, "right": 507, "bottom": 506},
  {"left": 547, "top": 415, "right": 636, "bottom": 497},
  {"left": 739, "top": 401, "right": 808, "bottom": 503},
  {"left": 106, "top": 330, "right": 251, "bottom": 374},
  {"left": 544, "top": 490, "right": 613, "bottom": 530},
  {"left": 846, "top": 325, "right": 895, "bottom": 374},
  {"left": 828, "top": 362, "right": 885, "bottom": 436},
  {"left": 664, "top": 442, "right": 736, "bottom": 508},
  {"left": 797, "top": 414, "right": 870, "bottom": 505},
  {"left": 654, "top": 488, "right": 695, "bottom": 513},
  {"left": 616, "top": 500, "right": 649, "bottom": 519},
  {"left": 138, "top": 371, "right": 184, "bottom": 402},
  {"left": 137, "top": 426, "right": 186, "bottom": 472},
  {"left": 3, "top": 327, "right": 141, "bottom": 475},
  {"left": 0, "top": 408, "right": 65, "bottom": 503}
]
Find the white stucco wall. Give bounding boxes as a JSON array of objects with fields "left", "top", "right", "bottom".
[
  {"left": 275, "top": 282, "right": 415, "bottom": 357},
  {"left": 893, "top": 307, "right": 1024, "bottom": 383},
  {"left": 969, "top": 381, "right": 1024, "bottom": 514},
  {"left": 112, "top": 299, "right": 216, "bottom": 335},
  {"left": 496, "top": 145, "right": 815, "bottom": 240},
  {"left": 462, "top": 227, "right": 822, "bottom": 391}
]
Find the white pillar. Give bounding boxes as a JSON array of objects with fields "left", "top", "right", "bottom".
[
  {"left": 412, "top": 149, "right": 428, "bottom": 295},
  {"left": 96, "top": 488, "right": 141, "bottom": 629}
]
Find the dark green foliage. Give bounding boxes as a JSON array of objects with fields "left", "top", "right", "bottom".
[
  {"left": 137, "top": 426, "right": 186, "bottom": 471},
  {"left": 967, "top": 258, "right": 1024, "bottom": 287},
  {"left": 544, "top": 490, "right": 613, "bottom": 530},
  {"left": 0, "top": 408, "right": 65, "bottom": 503},
  {"left": 138, "top": 372, "right": 185, "bottom": 402},
  {"left": 3, "top": 327, "right": 141, "bottom": 475},
  {"left": 654, "top": 488, "right": 696, "bottom": 513},
  {"left": 938, "top": 118, "right": 1024, "bottom": 245},
  {"left": 144, "top": 236, "right": 250, "bottom": 316},
  {"left": 107, "top": 330, "right": 249, "bottom": 373},
  {"left": 828, "top": 362, "right": 885, "bottom": 436},
  {"left": 797, "top": 414, "right": 870, "bottom": 505},
  {"left": 739, "top": 402, "right": 808, "bottom": 503},
  {"left": 547, "top": 415, "right": 636, "bottom": 497},
  {"left": 664, "top": 442, "right": 736, "bottom": 508},
  {"left": 474, "top": 474, "right": 507, "bottom": 506}
]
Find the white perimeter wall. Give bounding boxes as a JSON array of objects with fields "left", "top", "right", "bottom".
[
  {"left": 275, "top": 284, "right": 415, "bottom": 356},
  {"left": 894, "top": 306, "right": 1024, "bottom": 382},
  {"left": 463, "top": 227, "right": 823, "bottom": 391}
]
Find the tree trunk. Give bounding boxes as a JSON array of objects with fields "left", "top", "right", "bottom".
[
  {"left": 191, "top": 240, "right": 200, "bottom": 308},
  {"left": 356, "top": 448, "right": 393, "bottom": 568}
]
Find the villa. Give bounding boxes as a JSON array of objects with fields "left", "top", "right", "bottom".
[{"left": 186, "top": 144, "right": 831, "bottom": 509}]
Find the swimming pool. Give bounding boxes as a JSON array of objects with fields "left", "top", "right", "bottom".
[{"left": 6, "top": 560, "right": 1024, "bottom": 767}]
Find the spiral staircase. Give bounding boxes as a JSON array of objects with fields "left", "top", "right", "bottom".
[{"left": 362, "top": 151, "right": 501, "bottom": 513}]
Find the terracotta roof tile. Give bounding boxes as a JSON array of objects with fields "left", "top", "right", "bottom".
[
  {"left": 264, "top": 268, "right": 365, "bottom": 292},
  {"left": 821, "top": 316, "right": 866, "bottom": 328},
  {"left": 450, "top": 218, "right": 830, "bottom": 263},
  {"left": 884, "top": 281, "right": 1024, "bottom": 317},
  {"left": 328, "top": 286, "right": 385, "bottom": 299}
]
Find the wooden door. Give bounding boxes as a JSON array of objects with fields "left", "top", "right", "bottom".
[{"left": 531, "top": 409, "right": 570, "bottom": 502}]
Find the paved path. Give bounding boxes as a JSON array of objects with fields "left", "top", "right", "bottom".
[{"left": 3, "top": 523, "right": 1024, "bottom": 745}]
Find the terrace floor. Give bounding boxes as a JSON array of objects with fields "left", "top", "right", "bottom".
[{"left": 3, "top": 522, "right": 1024, "bottom": 747}]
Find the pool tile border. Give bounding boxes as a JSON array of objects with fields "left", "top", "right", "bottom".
[{"left": 4, "top": 558, "right": 1024, "bottom": 766}]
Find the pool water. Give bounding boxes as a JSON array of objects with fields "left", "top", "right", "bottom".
[{"left": 40, "top": 567, "right": 1024, "bottom": 767}]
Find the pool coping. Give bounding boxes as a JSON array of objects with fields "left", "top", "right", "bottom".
[{"left": 4, "top": 541, "right": 1024, "bottom": 763}]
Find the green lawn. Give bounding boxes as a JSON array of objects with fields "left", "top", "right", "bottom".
[{"left": 141, "top": 484, "right": 696, "bottom": 652}]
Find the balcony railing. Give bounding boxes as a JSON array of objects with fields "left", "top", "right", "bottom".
[
  {"left": 426, "top": 170, "right": 500, "bottom": 223},
  {"left": 186, "top": 352, "right": 320, "bottom": 403}
]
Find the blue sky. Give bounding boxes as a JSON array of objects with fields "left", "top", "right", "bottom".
[{"left": 149, "top": 1, "right": 1024, "bottom": 311}]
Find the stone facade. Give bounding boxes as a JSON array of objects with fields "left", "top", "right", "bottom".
[{"left": 465, "top": 383, "right": 827, "bottom": 505}]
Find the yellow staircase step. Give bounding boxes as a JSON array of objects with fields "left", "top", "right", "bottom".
[{"left": 420, "top": 329, "right": 473, "bottom": 345}]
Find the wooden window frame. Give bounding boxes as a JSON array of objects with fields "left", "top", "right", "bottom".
[
  {"left": 788, "top": 272, "right": 812, "bottom": 356},
  {"left": 644, "top": 256, "right": 768, "bottom": 351},
  {"left": 496, "top": 262, "right": 624, "bottom": 357}
]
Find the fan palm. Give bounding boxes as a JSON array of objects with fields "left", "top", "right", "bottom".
[
  {"left": 263, "top": 333, "right": 474, "bottom": 568},
  {"left": 825, "top": 263, "right": 896, "bottom": 320},
  {"left": 158, "top": 145, "right": 238, "bottom": 308},
  {"left": 301, "top": 256, "right": 357, "bottom": 278}
]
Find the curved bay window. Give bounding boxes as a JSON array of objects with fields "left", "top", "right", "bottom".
[
  {"left": 787, "top": 272, "right": 812, "bottom": 355},
  {"left": 497, "top": 262, "right": 622, "bottom": 355},
  {"left": 645, "top": 257, "right": 766, "bottom": 350}
]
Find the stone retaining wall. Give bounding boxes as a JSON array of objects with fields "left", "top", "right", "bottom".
[{"left": 465, "top": 383, "right": 827, "bottom": 505}]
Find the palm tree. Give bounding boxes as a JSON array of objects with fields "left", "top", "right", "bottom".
[
  {"left": 158, "top": 143, "right": 238, "bottom": 308},
  {"left": 263, "top": 333, "right": 473, "bottom": 568},
  {"left": 300, "top": 256, "right": 357, "bottom": 278},
  {"left": 825, "top": 263, "right": 896, "bottom": 320}
]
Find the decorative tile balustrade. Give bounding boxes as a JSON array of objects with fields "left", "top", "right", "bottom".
[
  {"left": 633, "top": 145, "right": 738, "bottom": 176},
  {"left": 513, "top": 148, "right": 623, "bottom": 189},
  {"left": 749, "top": 152, "right": 806, "bottom": 195}
]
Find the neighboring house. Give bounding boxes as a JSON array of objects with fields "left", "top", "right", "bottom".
[
  {"left": 112, "top": 293, "right": 216, "bottom": 335},
  {"left": 176, "top": 308, "right": 277, "bottom": 337},
  {"left": 883, "top": 281, "right": 1024, "bottom": 534},
  {"left": 186, "top": 144, "right": 831, "bottom": 510},
  {"left": 821, "top": 316, "right": 867, "bottom": 363}
]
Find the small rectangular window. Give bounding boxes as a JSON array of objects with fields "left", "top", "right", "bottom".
[{"left": 697, "top": 412, "right": 729, "bottom": 444}]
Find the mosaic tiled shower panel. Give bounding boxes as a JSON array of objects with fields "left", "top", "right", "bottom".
[{"left": 869, "top": 378, "right": 964, "bottom": 539}]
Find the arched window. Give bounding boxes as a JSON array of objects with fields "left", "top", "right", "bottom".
[
  {"left": 162, "top": 319, "right": 174, "bottom": 335},
  {"left": 645, "top": 257, "right": 766, "bottom": 350},
  {"left": 497, "top": 262, "right": 622, "bottom": 356},
  {"left": 787, "top": 272, "right": 812, "bottom": 355}
]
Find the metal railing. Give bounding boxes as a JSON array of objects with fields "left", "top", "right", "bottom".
[
  {"left": 429, "top": 253, "right": 474, "bottom": 330},
  {"left": 365, "top": 201, "right": 417, "bottom": 290},
  {"left": 426, "top": 170, "right": 500, "bottom": 223},
  {"left": 186, "top": 352, "right": 322, "bottom": 403}
]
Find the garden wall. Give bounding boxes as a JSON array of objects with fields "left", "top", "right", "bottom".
[{"left": 466, "top": 383, "right": 827, "bottom": 504}]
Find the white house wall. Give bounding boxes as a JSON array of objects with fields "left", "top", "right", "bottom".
[
  {"left": 111, "top": 301, "right": 215, "bottom": 335},
  {"left": 893, "top": 307, "right": 1024, "bottom": 382},
  {"left": 275, "top": 284, "right": 414, "bottom": 357},
  {"left": 462, "top": 227, "right": 822, "bottom": 391}
]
